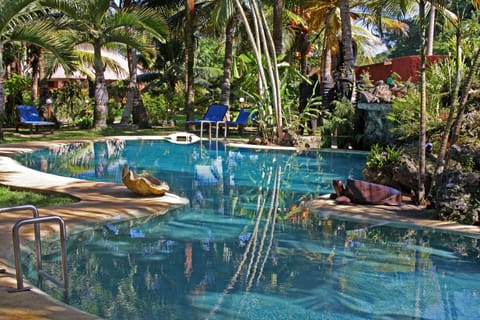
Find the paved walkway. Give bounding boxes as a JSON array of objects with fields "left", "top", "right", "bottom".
[{"left": 0, "top": 138, "right": 478, "bottom": 320}]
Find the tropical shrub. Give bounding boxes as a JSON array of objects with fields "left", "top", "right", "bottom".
[
  {"left": 51, "top": 81, "right": 89, "bottom": 125},
  {"left": 75, "top": 116, "right": 93, "bottom": 129},
  {"left": 142, "top": 91, "right": 167, "bottom": 124},
  {"left": 320, "top": 98, "right": 355, "bottom": 147},
  {"left": 4, "top": 74, "right": 33, "bottom": 123},
  {"left": 366, "top": 144, "right": 404, "bottom": 171}
]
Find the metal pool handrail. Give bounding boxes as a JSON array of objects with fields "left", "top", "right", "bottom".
[
  {"left": 0, "top": 204, "right": 42, "bottom": 271},
  {"left": 0, "top": 205, "right": 68, "bottom": 292}
]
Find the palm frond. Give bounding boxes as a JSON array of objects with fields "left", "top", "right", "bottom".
[
  {"left": 10, "top": 20, "right": 74, "bottom": 64},
  {"left": 473, "top": 0, "right": 480, "bottom": 11}
]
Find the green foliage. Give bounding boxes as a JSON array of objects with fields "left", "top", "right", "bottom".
[
  {"left": 366, "top": 144, "right": 403, "bottom": 171},
  {"left": 107, "top": 99, "right": 123, "bottom": 124},
  {"left": 5, "top": 74, "right": 32, "bottom": 103},
  {"left": 242, "top": 63, "right": 323, "bottom": 141},
  {"left": 245, "top": 90, "right": 272, "bottom": 140},
  {"left": 142, "top": 92, "right": 168, "bottom": 124},
  {"left": 5, "top": 74, "right": 33, "bottom": 122},
  {"left": 461, "top": 155, "right": 475, "bottom": 173},
  {"left": 321, "top": 98, "right": 355, "bottom": 143},
  {"left": 142, "top": 79, "right": 185, "bottom": 123},
  {"left": 75, "top": 116, "right": 93, "bottom": 129},
  {"left": 383, "top": 18, "right": 422, "bottom": 58},
  {"left": 51, "top": 81, "right": 89, "bottom": 124},
  {"left": 232, "top": 53, "right": 260, "bottom": 98},
  {"left": 388, "top": 58, "right": 453, "bottom": 143},
  {"left": 279, "top": 65, "right": 308, "bottom": 134},
  {"left": 191, "top": 38, "right": 225, "bottom": 104},
  {"left": 387, "top": 86, "right": 421, "bottom": 142},
  {"left": 283, "top": 67, "right": 323, "bottom": 136}
]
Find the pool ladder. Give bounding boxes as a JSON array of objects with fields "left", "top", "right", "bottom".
[{"left": 0, "top": 205, "right": 68, "bottom": 293}]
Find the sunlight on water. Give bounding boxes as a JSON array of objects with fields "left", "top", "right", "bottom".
[{"left": 16, "top": 139, "right": 480, "bottom": 320}]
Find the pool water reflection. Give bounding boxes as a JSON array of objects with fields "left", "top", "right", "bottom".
[
  {"left": 16, "top": 139, "right": 480, "bottom": 319},
  {"left": 15, "top": 139, "right": 367, "bottom": 211}
]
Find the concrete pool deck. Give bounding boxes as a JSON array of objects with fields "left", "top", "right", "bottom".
[{"left": 0, "top": 138, "right": 479, "bottom": 320}]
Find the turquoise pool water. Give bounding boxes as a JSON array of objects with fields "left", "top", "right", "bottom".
[{"left": 16, "top": 139, "right": 480, "bottom": 319}]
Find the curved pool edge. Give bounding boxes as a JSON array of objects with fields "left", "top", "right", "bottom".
[{"left": 309, "top": 194, "right": 480, "bottom": 237}]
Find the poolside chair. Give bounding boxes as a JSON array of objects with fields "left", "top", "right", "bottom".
[
  {"left": 185, "top": 104, "right": 228, "bottom": 140},
  {"left": 218, "top": 108, "right": 256, "bottom": 137},
  {"left": 16, "top": 105, "right": 56, "bottom": 134}
]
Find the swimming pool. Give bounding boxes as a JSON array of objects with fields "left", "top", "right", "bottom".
[{"left": 15, "top": 139, "right": 480, "bottom": 319}]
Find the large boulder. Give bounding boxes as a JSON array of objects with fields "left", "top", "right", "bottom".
[
  {"left": 434, "top": 169, "right": 480, "bottom": 225},
  {"left": 362, "top": 153, "right": 420, "bottom": 197}
]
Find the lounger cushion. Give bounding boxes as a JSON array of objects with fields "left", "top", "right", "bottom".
[{"left": 17, "top": 105, "right": 55, "bottom": 125}]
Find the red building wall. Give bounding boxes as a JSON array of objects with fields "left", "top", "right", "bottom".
[{"left": 355, "top": 55, "right": 445, "bottom": 83}]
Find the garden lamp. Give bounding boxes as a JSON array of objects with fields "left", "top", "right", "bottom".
[
  {"left": 46, "top": 98, "right": 52, "bottom": 120},
  {"left": 239, "top": 97, "right": 245, "bottom": 108},
  {"left": 85, "top": 98, "right": 90, "bottom": 117}
]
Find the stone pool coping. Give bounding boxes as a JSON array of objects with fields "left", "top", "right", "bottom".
[{"left": 0, "top": 137, "right": 479, "bottom": 320}]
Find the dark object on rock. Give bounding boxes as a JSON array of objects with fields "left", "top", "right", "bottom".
[
  {"left": 426, "top": 142, "right": 433, "bottom": 153},
  {"left": 332, "top": 179, "right": 403, "bottom": 206}
]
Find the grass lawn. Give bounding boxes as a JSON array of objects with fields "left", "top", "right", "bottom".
[{"left": 0, "top": 185, "right": 77, "bottom": 208}]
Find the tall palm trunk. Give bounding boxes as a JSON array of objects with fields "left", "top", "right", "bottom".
[
  {"left": 339, "top": 0, "right": 355, "bottom": 101},
  {"left": 30, "top": 45, "right": 41, "bottom": 101},
  {"left": 39, "top": 51, "right": 50, "bottom": 106},
  {"left": 120, "top": 0, "right": 149, "bottom": 128},
  {"left": 418, "top": 0, "right": 427, "bottom": 205},
  {"left": 93, "top": 41, "right": 109, "bottom": 129},
  {"left": 185, "top": 0, "right": 195, "bottom": 121},
  {"left": 0, "top": 41, "right": 5, "bottom": 141},
  {"left": 321, "top": 10, "right": 335, "bottom": 111},
  {"left": 426, "top": 2, "right": 436, "bottom": 56},
  {"left": 122, "top": 47, "right": 149, "bottom": 127},
  {"left": 32, "top": 46, "right": 50, "bottom": 106},
  {"left": 219, "top": 14, "right": 237, "bottom": 107},
  {"left": 121, "top": 48, "right": 134, "bottom": 125},
  {"left": 273, "top": 0, "right": 283, "bottom": 55},
  {"left": 131, "top": 85, "right": 148, "bottom": 126}
]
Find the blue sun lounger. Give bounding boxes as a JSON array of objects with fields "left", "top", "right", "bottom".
[
  {"left": 16, "top": 105, "right": 55, "bottom": 134},
  {"left": 186, "top": 104, "right": 228, "bottom": 140},
  {"left": 217, "top": 108, "right": 256, "bottom": 138}
]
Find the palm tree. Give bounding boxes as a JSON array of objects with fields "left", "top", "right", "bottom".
[
  {"left": 417, "top": 0, "right": 428, "bottom": 204},
  {"left": 114, "top": 0, "right": 149, "bottom": 127},
  {"left": 0, "top": 0, "right": 73, "bottom": 140},
  {"left": 303, "top": 0, "right": 410, "bottom": 116},
  {"left": 40, "top": 0, "right": 168, "bottom": 129},
  {"left": 219, "top": 13, "right": 239, "bottom": 107},
  {"left": 185, "top": 0, "right": 196, "bottom": 121},
  {"left": 273, "top": 0, "right": 284, "bottom": 55},
  {"left": 338, "top": 0, "right": 355, "bottom": 100},
  {"left": 206, "top": 0, "right": 239, "bottom": 108}
]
